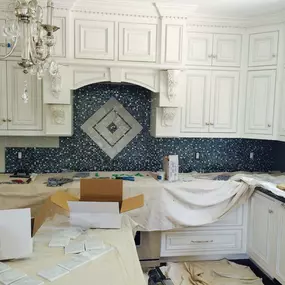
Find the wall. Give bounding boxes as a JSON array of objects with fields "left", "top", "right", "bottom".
[{"left": 5, "top": 83, "right": 275, "bottom": 173}]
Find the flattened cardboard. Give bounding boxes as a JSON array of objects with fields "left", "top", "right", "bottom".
[
  {"left": 80, "top": 179, "right": 123, "bottom": 202},
  {"left": 121, "top": 194, "right": 144, "bottom": 213}
]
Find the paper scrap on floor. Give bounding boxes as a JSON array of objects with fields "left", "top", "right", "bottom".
[{"left": 161, "top": 260, "right": 263, "bottom": 285}]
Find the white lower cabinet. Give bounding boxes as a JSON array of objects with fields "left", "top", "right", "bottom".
[
  {"left": 276, "top": 203, "right": 285, "bottom": 284},
  {"left": 0, "top": 61, "right": 7, "bottom": 130},
  {"left": 181, "top": 70, "right": 239, "bottom": 134},
  {"left": 4, "top": 61, "right": 42, "bottom": 131}
]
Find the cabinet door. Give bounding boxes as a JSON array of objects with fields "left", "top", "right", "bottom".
[
  {"left": 119, "top": 23, "right": 157, "bottom": 62},
  {"left": 75, "top": 20, "right": 114, "bottom": 60},
  {"left": 245, "top": 70, "right": 276, "bottom": 135},
  {"left": 6, "top": 62, "right": 42, "bottom": 130},
  {"left": 279, "top": 70, "right": 285, "bottom": 136},
  {"left": 0, "top": 62, "right": 7, "bottom": 130},
  {"left": 181, "top": 71, "right": 211, "bottom": 133},
  {"left": 248, "top": 32, "right": 279, "bottom": 67},
  {"left": 209, "top": 71, "right": 239, "bottom": 133},
  {"left": 186, "top": 32, "right": 213, "bottom": 66},
  {"left": 212, "top": 34, "right": 242, "bottom": 67},
  {"left": 276, "top": 203, "right": 285, "bottom": 284},
  {"left": 52, "top": 17, "right": 66, "bottom": 57},
  {"left": 0, "top": 19, "right": 6, "bottom": 56},
  {"left": 248, "top": 193, "right": 277, "bottom": 277}
]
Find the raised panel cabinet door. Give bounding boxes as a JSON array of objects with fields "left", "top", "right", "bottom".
[
  {"left": 276, "top": 203, "right": 285, "bottom": 284},
  {"left": 248, "top": 32, "right": 279, "bottom": 67},
  {"left": 248, "top": 193, "right": 277, "bottom": 277},
  {"left": 0, "top": 19, "right": 6, "bottom": 56},
  {"left": 212, "top": 34, "right": 242, "bottom": 67},
  {"left": 0, "top": 61, "right": 7, "bottom": 130},
  {"left": 245, "top": 70, "right": 276, "bottom": 135},
  {"left": 181, "top": 70, "right": 211, "bottom": 133},
  {"left": 209, "top": 71, "right": 239, "bottom": 133},
  {"left": 75, "top": 20, "right": 115, "bottom": 60},
  {"left": 186, "top": 32, "right": 213, "bottom": 66},
  {"left": 52, "top": 17, "right": 66, "bottom": 57},
  {"left": 7, "top": 62, "right": 42, "bottom": 130},
  {"left": 119, "top": 23, "right": 157, "bottom": 62}
]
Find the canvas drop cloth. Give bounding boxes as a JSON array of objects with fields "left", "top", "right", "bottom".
[{"left": 161, "top": 260, "right": 263, "bottom": 285}]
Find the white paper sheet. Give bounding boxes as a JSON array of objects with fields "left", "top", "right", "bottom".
[
  {"left": 0, "top": 269, "right": 27, "bottom": 285},
  {"left": 37, "top": 266, "right": 69, "bottom": 282},
  {"left": 0, "top": 209, "right": 32, "bottom": 260},
  {"left": 58, "top": 256, "right": 90, "bottom": 271},
  {"left": 0, "top": 263, "right": 10, "bottom": 274},
  {"left": 84, "top": 238, "right": 104, "bottom": 251},
  {"left": 49, "top": 236, "right": 70, "bottom": 247},
  {"left": 11, "top": 276, "right": 44, "bottom": 285},
  {"left": 81, "top": 246, "right": 114, "bottom": 261},
  {"left": 65, "top": 241, "right": 85, "bottom": 254}
]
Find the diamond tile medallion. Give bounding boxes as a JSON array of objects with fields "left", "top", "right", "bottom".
[{"left": 81, "top": 97, "right": 143, "bottom": 159}]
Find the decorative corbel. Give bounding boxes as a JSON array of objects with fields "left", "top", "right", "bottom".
[
  {"left": 51, "top": 73, "right": 62, "bottom": 98},
  {"left": 161, "top": 107, "right": 178, "bottom": 127},
  {"left": 50, "top": 105, "right": 65, "bottom": 125},
  {"left": 167, "top": 70, "right": 181, "bottom": 102}
]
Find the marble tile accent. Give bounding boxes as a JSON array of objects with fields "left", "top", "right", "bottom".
[
  {"left": 5, "top": 83, "right": 275, "bottom": 173},
  {"left": 81, "top": 97, "right": 142, "bottom": 158}
]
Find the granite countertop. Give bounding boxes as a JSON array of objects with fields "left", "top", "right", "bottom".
[{"left": 257, "top": 187, "right": 285, "bottom": 204}]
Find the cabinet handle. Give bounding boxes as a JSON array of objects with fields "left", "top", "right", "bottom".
[
  {"left": 205, "top": 122, "right": 209, "bottom": 126},
  {"left": 8, "top": 119, "right": 12, "bottom": 122},
  {"left": 268, "top": 124, "right": 271, "bottom": 128},
  {"left": 212, "top": 55, "right": 217, "bottom": 59},
  {"left": 208, "top": 55, "right": 213, "bottom": 58},
  {"left": 210, "top": 123, "right": 214, "bottom": 126},
  {"left": 269, "top": 209, "right": 274, "bottom": 214},
  {"left": 2, "top": 119, "right": 6, "bottom": 122},
  {"left": 272, "top": 54, "right": 276, "bottom": 58},
  {"left": 191, "top": 240, "right": 213, "bottom": 244}
]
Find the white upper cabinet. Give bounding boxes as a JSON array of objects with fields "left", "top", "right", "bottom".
[
  {"left": 186, "top": 33, "right": 213, "bottom": 66},
  {"left": 186, "top": 32, "right": 242, "bottom": 67},
  {"left": 181, "top": 70, "right": 211, "bottom": 133},
  {"left": 75, "top": 20, "right": 115, "bottom": 60},
  {"left": 276, "top": 204, "right": 285, "bottom": 284},
  {"left": 0, "top": 62, "right": 7, "bottom": 130},
  {"left": 119, "top": 23, "right": 157, "bottom": 62},
  {"left": 52, "top": 17, "right": 66, "bottom": 58},
  {"left": 245, "top": 70, "right": 276, "bottom": 135},
  {"left": 209, "top": 71, "right": 239, "bottom": 133},
  {"left": 248, "top": 32, "right": 279, "bottom": 67},
  {"left": 248, "top": 192, "right": 277, "bottom": 277},
  {"left": 213, "top": 34, "right": 241, "bottom": 67},
  {"left": 6, "top": 62, "right": 42, "bottom": 131}
]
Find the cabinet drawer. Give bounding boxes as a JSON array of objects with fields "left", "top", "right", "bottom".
[{"left": 161, "top": 229, "right": 243, "bottom": 257}]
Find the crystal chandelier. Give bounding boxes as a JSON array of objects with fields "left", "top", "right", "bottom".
[{"left": 0, "top": 0, "right": 61, "bottom": 103}]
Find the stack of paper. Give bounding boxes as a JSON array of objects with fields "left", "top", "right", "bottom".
[
  {"left": 84, "top": 237, "right": 104, "bottom": 251},
  {"left": 58, "top": 255, "right": 90, "bottom": 271},
  {"left": 0, "top": 263, "right": 10, "bottom": 274},
  {"left": 0, "top": 269, "right": 27, "bottom": 285},
  {"left": 49, "top": 236, "right": 70, "bottom": 248},
  {"left": 12, "top": 276, "right": 44, "bottom": 285},
  {"left": 65, "top": 241, "right": 85, "bottom": 255},
  {"left": 63, "top": 228, "right": 82, "bottom": 240},
  {"left": 38, "top": 266, "right": 69, "bottom": 282}
]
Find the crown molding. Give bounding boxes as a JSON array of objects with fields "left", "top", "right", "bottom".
[{"left": 155, "top": 3, "right": 197, "bottom": 18}]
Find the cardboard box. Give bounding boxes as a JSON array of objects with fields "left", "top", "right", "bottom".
[
  {"left": 68, "top": 179, "right": 144, "bottom": 229},
  {"left": 163, "top": 155, "right": 179, "bottom": 182},
  {"left": 0, "top": 191, "right": 78, "bottom": 261}
]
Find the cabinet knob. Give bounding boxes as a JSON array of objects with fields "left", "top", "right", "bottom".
[
  {"left": 210, "top": 123, "right": 214, "bottom": 126},
  {"left": 2, "top": 119, "right": 6, "bottom": 122},
  {"left": 208, "top": 55, "right": 212, "bottom": 58},
  {"left": 205, "top": 122, "right": 209, "bottom": 126},
  {"left": 269, "top": 209, "right": 274, "bottom": 214},
  {"left": 272, "top": 54, "right": 276, "bottom": 58},
  {"left": 268, "top": 124, "right": 271, "bottom": 127},
  {"left": 212, "top": 55, "right": 217, "bottom": 59},
  {"left": 8, "top": 119, "right": 12, "bottom": 122}
]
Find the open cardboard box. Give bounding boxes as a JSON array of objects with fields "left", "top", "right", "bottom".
[
  {"left": 0, "top": 191, "right": 78, "bottom": 261},
  {"left": 68, "top": 179, "right": 144, "bottom": 229}
]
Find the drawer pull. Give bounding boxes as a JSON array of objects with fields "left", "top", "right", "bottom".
[{"left": 191, "top": 240, "right": 213, "bottom": 244}]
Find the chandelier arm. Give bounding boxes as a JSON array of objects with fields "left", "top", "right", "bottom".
[{"left": 0, "top": 37, "right": 19, "bottom": 60}]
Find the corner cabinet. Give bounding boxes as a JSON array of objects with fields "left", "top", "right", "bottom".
[
  {"left": 244, "top": 70, "right": 276, "bottom": 135},
  {"left": 181, "top": 70, "right": 239, "bottom": 134},
  {"left": 5, "top": 61, "right": 42, "bottom": 131}
]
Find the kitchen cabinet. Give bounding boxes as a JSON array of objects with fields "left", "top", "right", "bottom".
[
  {"left": 248, "top": 31, "right": 279, "bottom": 67},
  {"left": 244, "top": 70, "right": 276, "bottom": 135},
  {"left": 119, "top": 23, "right": 157, "bottom": 62},
  {"left": 186, "top": 32, "right": 241, "bottom": 67},
  {"left": 75, "top": 19, "right": 115, "bottom": 60},
  {"left": 248, "top": 192, "right": 277, "bottom": 277},
  {"left": 0, "top": 61, "right": 7, "bottom": 130},
  {"left": 182, "top": 70, "right": 239, "bottom": 133},
  {"left": 6, "top": 61, "right": 42, "bottom": 131},
  {"left": 0, "top": 19, "right": 6, "bottom": 56},
  {"left": 52, "top": 17, "right": 66, "bottom": 58},
  {"left": 276, "top": 203, "right": 285, "bottom": 284}
]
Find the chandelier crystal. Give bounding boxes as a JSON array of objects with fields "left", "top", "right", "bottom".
[{"left": 0, "top": 0, "right": 61, "bottom": 102}]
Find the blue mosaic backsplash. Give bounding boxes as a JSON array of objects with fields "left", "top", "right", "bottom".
[{"left": 5, "top": 83, "right": 275, "bottom": 173}]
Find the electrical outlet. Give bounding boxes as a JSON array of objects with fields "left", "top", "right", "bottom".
[
  {"left": 195, "top": 152, "right": 200, "bottom": 160},
  {"left": 250, "top": 152, "right": 254, "bottom": 160},
  {"left": 18, "top": 152, "right": 22, "bottom": 159}
]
